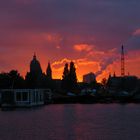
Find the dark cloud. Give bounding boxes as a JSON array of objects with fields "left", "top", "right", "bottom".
[{"left": 1, "top": 0, "right": 140, "bottom": 32}]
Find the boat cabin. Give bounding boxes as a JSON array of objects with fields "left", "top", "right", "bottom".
[{"left": 0, "top": 89, "right": 52, "bottom": 107}]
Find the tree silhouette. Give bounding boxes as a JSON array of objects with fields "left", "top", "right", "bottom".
[
  {"left": 8, "top": 70, "right": 25, "bottom": 88},
  {"left": 68, "top": 61, "right": 78, "bottom": 92},
  {"left": 0, "top": 72, "right": 11, "bottom": 89},
  {"left": 61, "top": 62, "right": 78, "bottom": 92},
  {"left": 61, "top": 63, "right": 69, "bottom": 91},
  {"left": 0, "top": 70, "right": 25, "bottom": 89}
]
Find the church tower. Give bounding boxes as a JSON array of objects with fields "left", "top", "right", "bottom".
[
  {"left": 46, "top": 62, "right": 52, "bottom": 80},
  {"left": 25, "top": 53, "right": 43, "bottom": 88},
  {"left": 30, "top": 53, "right": 42, "bottom": 75}
]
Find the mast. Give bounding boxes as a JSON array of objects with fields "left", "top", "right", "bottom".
[{"left": 121, "top": 45, "right": 125, "bottom": 77}]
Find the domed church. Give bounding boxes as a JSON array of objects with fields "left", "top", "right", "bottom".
[
  {"left": 25, "top": 53, "right": 43, "bottom": 88},
  {"left": 30, "top": 53, "right": 42, "bottom": 75}
]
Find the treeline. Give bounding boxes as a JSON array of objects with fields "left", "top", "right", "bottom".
[
  {"left": 0, "top": 61, "right": 79, "bottom": 92},
  {"left": 0, "top": 70, "right": 25, "bottom": 89}
]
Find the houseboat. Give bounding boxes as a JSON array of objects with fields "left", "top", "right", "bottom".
[{"left": 0, "top": 89, "right": 52, "bottom": 108}]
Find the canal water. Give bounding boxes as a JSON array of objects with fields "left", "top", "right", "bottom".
[{"left": 0, "top": 104, "right": 140, "bottom": 140}]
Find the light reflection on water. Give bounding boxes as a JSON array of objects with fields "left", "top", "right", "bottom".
[{"left": 0, "top": 104, "right": 140, "bottom": 140}]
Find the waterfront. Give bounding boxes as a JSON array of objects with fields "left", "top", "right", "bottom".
[{"left": 0, "top": 104, "right": 140, "bottom": 140}]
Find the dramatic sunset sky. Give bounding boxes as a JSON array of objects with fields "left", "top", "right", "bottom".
[{"left": 0, "top": 0, "right": 140, "bottom": 82}]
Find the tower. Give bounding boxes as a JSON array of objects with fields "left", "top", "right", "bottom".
[
  {"left": 46, "top": 62, "right": 52, "bottom": 80},
  {"left": 30, "top": 53, "right": 42, "bottom": 75},
  {"left": 25, "top": 53, "right": 43, "bottom": 88},
  {"left": 121, "top": 45, "right": 125, "bottom": 77}
]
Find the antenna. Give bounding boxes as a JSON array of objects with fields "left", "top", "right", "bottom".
[{"left": 121, "top": 45, "right": 125, "bottom": 77}]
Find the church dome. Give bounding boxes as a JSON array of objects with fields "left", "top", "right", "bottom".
[{"left": 30, "top": 53, "right": 42, "bottom": 75}]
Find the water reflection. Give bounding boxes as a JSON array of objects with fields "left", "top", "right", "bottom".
[{"left": 0, "top": 104, "right": 140, "bottom": 140}]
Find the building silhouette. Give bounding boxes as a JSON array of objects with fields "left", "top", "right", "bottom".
[
  {"left": 46, "top": 62, "right": 52, "bottom": 80},
  {"left": 83, "top": 72, "right": 96, "bottom": 83},
  {"left": 25, "top": 53, "right": 43, "bottom": 88},
  {"left": 30, "top": 53, "right": 42, "bottom": 75}
]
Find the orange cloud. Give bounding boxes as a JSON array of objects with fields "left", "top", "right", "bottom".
[
  {"left": 52, "top": 58, "right": 71, "bottom": 67},
  {"left": 52, "top": 58, "right": 101, "bottom": 82},
  {"left": 49, "top": 45, "right": 120, "bottom": 82},
  {"left": 96, "top": 49, "right": 140, "bottom": 82},
  {"left": 73, "top": 44, "right": 93, "bottom": 52}
]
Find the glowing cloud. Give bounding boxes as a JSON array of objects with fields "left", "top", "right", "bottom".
[
  {"left": 73, "top": 44, "right": 93, "bottom": 52},
  {"left": 52, "top": 57, "right": 100, "bottom": 81},
  {"left": 0, "top": 0, "right": 140, "bottom": 82},
  {"left": 133, "top": 29, "right": 140, "bottom": 36}
]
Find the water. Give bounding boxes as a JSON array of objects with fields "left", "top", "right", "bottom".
[{"left": 0, "top": 104, "right": 140, "bottom": 140}]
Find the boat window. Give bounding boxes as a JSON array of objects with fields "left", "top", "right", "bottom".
[
  {"left": 22, "top": 92, "right": 28, "bottom": 101},
  {"left": 16, "top": 92, "right": 21, "bottom": 101}
]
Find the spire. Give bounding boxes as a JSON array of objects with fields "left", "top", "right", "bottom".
[
  {"left": 46, "top": 62, "right": 52, "bottom": 79},
  {"left": 33, "top": 52, "right": 36, "bottom": 60},
  {"left": 30, "top": 53, "right": 42, "bottom": 75},
  {"left": 121, "top": 45, "right": 125, "bottom": 77}
]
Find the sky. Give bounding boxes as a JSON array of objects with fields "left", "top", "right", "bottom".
[{"left": 0, "top": 0, "right": 140, "bottom": 82}]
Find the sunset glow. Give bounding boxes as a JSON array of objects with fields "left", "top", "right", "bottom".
[{"left": 0, "top": 0, "right": 140, "bottom": 82}]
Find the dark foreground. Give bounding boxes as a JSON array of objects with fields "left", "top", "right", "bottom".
[
  {"left": 52, "top": 95, "right": 140, "bottom": 104},
  {"left": 1, "top": 104, "right": 140, "bottom": 140}
]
